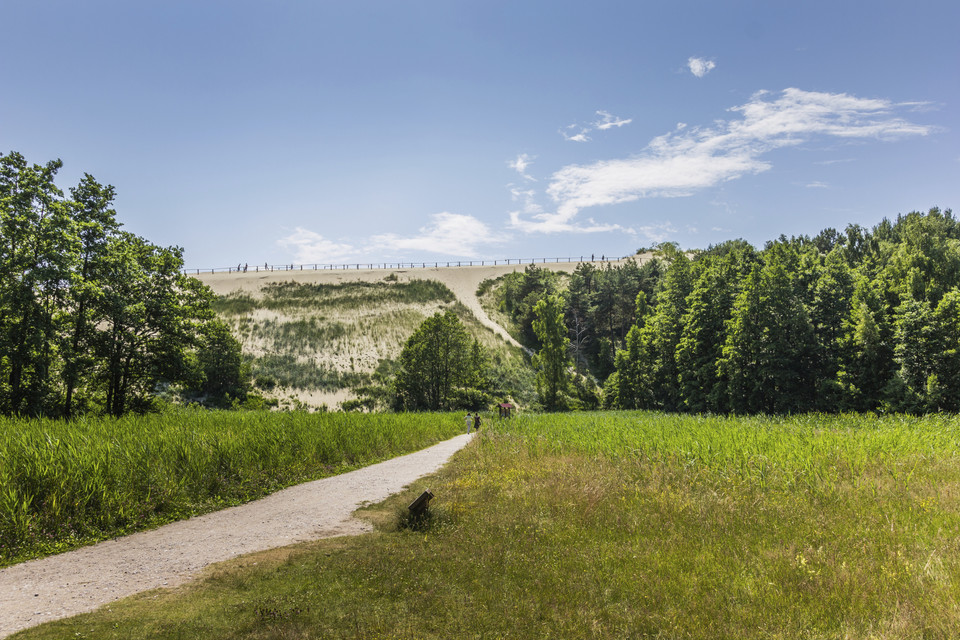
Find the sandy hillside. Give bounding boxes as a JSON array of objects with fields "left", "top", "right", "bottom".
[
  {"left": 198, "top": 257, "right": 640, "bottom": 346},
  {"left": 197, "top": 256, "right": 647, "bottom": 409}
]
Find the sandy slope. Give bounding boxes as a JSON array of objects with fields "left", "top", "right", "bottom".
[
  {"left": 197, "top": 257, "right": 638, "bottom": 348},
  {"left": 0, "top": 433, "right": 474, "bottom": 638}
]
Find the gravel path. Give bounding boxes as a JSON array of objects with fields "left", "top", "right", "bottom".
[{"left": 0, "top": 432, "right": 474, "bottom": 638}]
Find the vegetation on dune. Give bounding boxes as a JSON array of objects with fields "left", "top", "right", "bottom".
[
  {"left": 24, "top": 412, "right": 960, "bottom": 639},
  {"left": 216, "top": 278, "right": 534, "bottom": 410},
  {"left": 213, "top": 278, "right": 456, "bottom": 316},
  {"left": 0, "top": 410, "right": 462, "bottom": 566},
  {"left": 215, "top": 280, "right": 465, "bottom": 400}
]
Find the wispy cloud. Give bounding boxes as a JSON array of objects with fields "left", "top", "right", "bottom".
[
  {"left": 806, "top": 181, "right": 830, "bottom": 189},
  {"left": 636, "top": 223, "right": 677, "bottom": 243},
  {"left": 513, "top": 88, "right": 932, "bottom": 233},
  {"left": 594, "top": 110, "right": 632, "bottom": 130},
  {"left": 370, "top": 212, "right": 498, "bottom": 257},
  {"left": 277, "top": 228, "right": 356, "bottom": 264},
  {"left": 688, "top": 57, "right": 716, "bottom": 78},
  {"left": 560, "top": 110, "right": 631, "bottom": 142},
  {"left": 508, "top": 153, "right": 536, "bottom": 181},
  {"left": 560, "top": 124, "right": 591, "bottom": 143},
  {"left": 508, "top": 186, "right": 626, "bottom": 234}
]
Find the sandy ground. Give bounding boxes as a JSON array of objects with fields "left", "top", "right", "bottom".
[
  {"left": 197, "top": 257, "right": 639, "bottom": 349},
  {"left": 0, "top": 433, "right": 474, "bottom": 638}
]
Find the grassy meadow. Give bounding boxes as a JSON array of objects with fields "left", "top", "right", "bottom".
[
  {"left": 0, "top": 410, "right": 462, "bottom": 567},
  {"left": 19, "top": 411, "right": 960, "bottom": 639}
]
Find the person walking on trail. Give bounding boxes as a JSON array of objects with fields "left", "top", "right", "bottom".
[
  {"left": 473, "top": 413, "right": 482, "bottom": 432},
  {"left": 465, "top": 412, "right": 473, "bottom": 433}
]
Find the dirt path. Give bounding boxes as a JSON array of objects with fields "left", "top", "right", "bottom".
[{"left": 0, "top": 433, "right": 474, "bottom": 638}]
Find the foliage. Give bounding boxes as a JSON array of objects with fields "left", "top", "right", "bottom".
[
  {"left": 186, "top": 320, "right": 250, "bottom": 406},
  {"left": 0, "top": 152, "right": 221, "bottom": 417},
  {"left": 531, "top": 293, "right": 570, "bottom": 411},
  {"left": 394, "top": 310, "right": 491, "bottom": 411},
  {"left": 604, "top": 208, "right": 960, "bottom": 414},
  {"left": 0, "top": 409, "right": 463, "bottom": 565},
  {"left": 497, "top": 264, "right": 562, "bottom": 345}
]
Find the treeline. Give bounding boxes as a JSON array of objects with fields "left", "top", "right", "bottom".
[
  {"left": 496, "top": 207, "right": 960, "bottom": 414},
  {"left": 0, "top": 152, "right": 246, "bottom": 417}
]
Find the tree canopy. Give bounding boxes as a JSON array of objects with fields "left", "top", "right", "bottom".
[
  {"left": 393, "top": 310, "right": 490, "bottom": 411},
  {"left": 595, "top": 208, "right": 960, "bottom": 414},
  {"left": 0, "top": 151, "right": 236, "bottom": 417}
]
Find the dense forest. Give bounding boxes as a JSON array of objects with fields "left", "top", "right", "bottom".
[
  {"left": 494, "top": 207, "right": 960, "bottom": 414},
  {"left": 0, "top": 152, "right": 246, "bottom": 417}
]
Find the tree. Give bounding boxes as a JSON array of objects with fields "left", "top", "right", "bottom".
[
  {"left": 0, "top": 151, "right": 240, "bottom": 417},
  {"left": 62, "top": 174, "right": 120, "bottom": 417},
  {"left": 928, "top": 289, "right": 960, "bottom": 411},
  {"left": 836, "top": 276, "right": 892, "bottom": 410},
  {"left": 0, "top": 152, "right": 75, "bottom": 415},
  {"left": 884, "top": 295, "right": 935, "bottom": 413},
  {"left": 191, "top": 319, "right": 249, "bottom": 406},
  {"left": 718, "top": 254, "right": 817, "bottom": 414},
  {"left": 394, "top": 310, "right": 488, "bottom": 411},
  {"left": 532, "top": 293, "right": 570, "bottom": 411},
  {"left": 676, "top": 251, "right": 743, "bottom": 412},
  {"left": 630, "top": 251, "right": 692, "bottom": 410},
  {"left": 499, "top": 265, "right": 560, "bottom": 346},
  {"left": 809, "top": 248, "right": 855, "bottom": 407},
  {"left": 95, "top": 234, "right": 214, "bottom": 416}
]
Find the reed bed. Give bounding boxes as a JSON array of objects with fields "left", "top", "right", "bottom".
[{"left": 0, "top": 410, "right": 461, "bottom": 566}]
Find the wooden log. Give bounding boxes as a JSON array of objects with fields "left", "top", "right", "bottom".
[{"left": 408, "top": 489, "right": 434, "bottom": 517}]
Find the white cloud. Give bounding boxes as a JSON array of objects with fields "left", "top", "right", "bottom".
[
  {"left": 636, "top": 223, "right": 677, "bottom": 243},
  {"left": 513, "top": 88, "right": 932, "bottom": 233},
  {"left": 560, "top": 124, "right": 591, "bottom": 142},
  {"left": 370, "top": 212, "right": 498, "bottom": 257},
  {"left": 593, "top": 110, "right": 632, "bottom": 130},
  {"left": 277, "top": 228, "right": 356, "bottom": 264},
  {"left": 806, "top": 181, "right": 830, "bottom": 189},
  {"left": 560, "top": 110, "right": 631, "bottom": 141},
  {"left": 688, "top": 57, "right": 716, "bottom": 78},
  {"left": 508, "top": 153, "right": 536, "bottom": 181},
  {"left": 508, "top": 186, "right": 627, "bottom": 234}
]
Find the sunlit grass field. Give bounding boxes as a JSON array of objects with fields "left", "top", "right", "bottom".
[
  {"left": 18, "top": 411, "right": 960, "bottom": 639},
  {"left": 0, "top": 410, "right": 462, "bottom": 567}
]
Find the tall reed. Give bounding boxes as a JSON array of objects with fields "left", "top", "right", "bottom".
[{"left": 0, "top": 409, "right": 462, "bottom": 565}]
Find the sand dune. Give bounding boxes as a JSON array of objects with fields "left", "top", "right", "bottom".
[{"left": 198, "top": 257, "right": 641, "bottom": 348}]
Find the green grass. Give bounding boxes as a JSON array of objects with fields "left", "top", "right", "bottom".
[
  {"left": 246, "top": 354, "right": 372, "bottom": 391},
  {"left": 17, "top": 411, "right": 960, "bottom": 639},
  {"left": 212, "top": 279, "right": 457, "bottom": 316},
  {"left": 0, "top": 410, "right": 462, "bottom": 567}
]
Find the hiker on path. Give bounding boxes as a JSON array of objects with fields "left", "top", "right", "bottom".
[
  {"left": 465, "top": 412, "right": 473, "bottom": 433},
  {"left": 473, "top": 413, "right": 482, "bottom": 432}
]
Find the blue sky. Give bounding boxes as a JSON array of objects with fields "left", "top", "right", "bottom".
[{"left": 4, "top": 1, "right": 958, "bottom": 269}]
